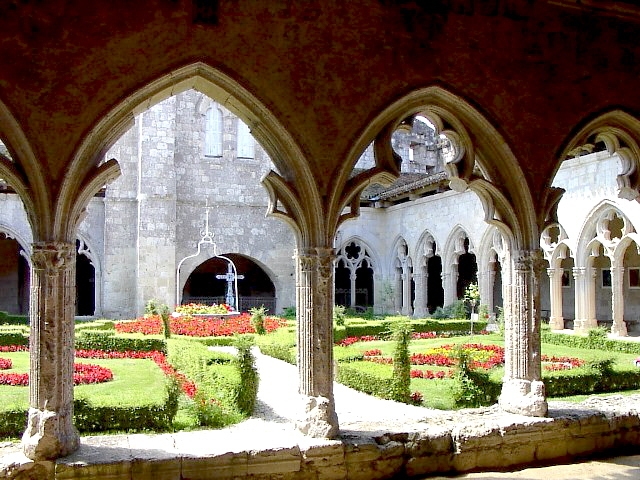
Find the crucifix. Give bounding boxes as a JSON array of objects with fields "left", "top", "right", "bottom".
[{"left": 216, "top": 263, "right": 244, "bottom": 308}]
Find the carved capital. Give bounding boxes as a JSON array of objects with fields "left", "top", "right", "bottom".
[
  {"left": 513, "top": 249, "right": 545, "bottom": 275},
  {"left": 31, "top": 242, "right": 75, "bottom": 274}
]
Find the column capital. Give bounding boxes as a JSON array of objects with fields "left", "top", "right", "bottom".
[
  {"left": 513, "top": 249, "right": 545, "bottom": 274},
  {"left": 31, "top": 242, "right": 75, "bottom": 273}
]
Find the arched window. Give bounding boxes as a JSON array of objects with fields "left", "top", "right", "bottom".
[
  {"left": 204, "top": 106, "right": 223, "bottom": 157},
  {"left": 237, "top": 119, "right": 254, "bottom": 158}
]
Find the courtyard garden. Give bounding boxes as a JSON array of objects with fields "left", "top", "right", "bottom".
[{"left": 0, "top": 303, "right": 640, "bottom": 439}]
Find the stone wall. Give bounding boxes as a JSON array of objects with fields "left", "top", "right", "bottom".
[{"left": 3, "top": 396, "right": 639, "bottom": 479}]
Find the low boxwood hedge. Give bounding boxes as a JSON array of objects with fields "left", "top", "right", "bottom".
[{"left": 75, "top": 331, "right": 167, "bottom": 353}]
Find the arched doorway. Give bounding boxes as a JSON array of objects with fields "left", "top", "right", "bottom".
[
  {"left": 426, "top": 255, "right": 444, "bottom": 313},
  {"left": 76, "top": 239, "right": 96, "bottom": 316},
  {"left": 182, "top": 253, "right": 276, "bottom": 313},
  {"left": 457, "top": 237, "right": 477, "bottom": 299},
  {"left": 0, "top": 233, "right": 29, "bottom": 315}
]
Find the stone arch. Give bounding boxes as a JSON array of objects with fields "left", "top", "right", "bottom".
[
  {"left": 0, "top": 103, "right": 44, "bottom": 239},
  {"left": 0, "top": 224, "right": 31, "bottom": 315},
  {"left": 413, "top": 230, "right": 442, "bottom": 316},
  {"left": 334, "top": 237, "right": 378, "bottom": 310},
  {"left": 181, "top": 253, "right": 278, "bottom": 313},
  {"left": 575, "top": 200, "right": 634, "bottom": 267},
  {"left": 55, "top": 62, "right": 315, "bottom": 245},
  {"left": 389, "top": 236, "right": 413, "bottom": 315},
  {"left": 558, "top": 110, "right": 640, "bottom": 202},
  {"left": 75, "top": 234, "right": 101, "bottom": 317},
  {"left": 442, "top": 225, "right": 477, "bottom": 305},
  {"left": 347, "top": 85, "right": 542, "bottom": 253}
]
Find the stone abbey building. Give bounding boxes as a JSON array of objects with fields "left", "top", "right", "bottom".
[
  {"left": 2, "top": 1, "right": 640, "bottom": 475},
  {"left": 2, "top": 89, "right": 640, "bottom": 338}
]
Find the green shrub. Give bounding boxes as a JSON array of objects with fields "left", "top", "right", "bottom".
[
  {"left": 390, "top": 319, "right": 412, "bottom": 403},
  {"left": 542, "top": 330, "right": 640, "bottom": 355},
  {"left": 249, "top": 306, "right": 268, "bottom": 335},
  {"left": 0, "top": 332, "right": 28, "bottom": 347},
  {"left": 0, "top": 312, "right": 28, "bottom": 326},
  {"left": 75, "top": 332, "right": 166, "bottom": 353},
  {"left": 336, "top": 364, "right": 394, "bottom": 400},
  {"left": 449, "top": 348, "right": 500, "bottom": 407},
  {"left": 259, "top": 343, "right": 296, "bottom": 364},
  {"left": 282, "top": 306, "right": 296, "bottom": 319},
  {"left": 234, "top": 336, "right": 258, "bottom": 415},
  {"left": 333, "top": 305, "right": 346, "bottom": 326}
]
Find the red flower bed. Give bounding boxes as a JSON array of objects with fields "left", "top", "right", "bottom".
[
  {"left": 0, "top": 363, "right": 113, "bottom": 386},
  {"left": 115, "top": 313, "right": 287, "bottom": 337},
  {"left": 0, "top": 346, "right": 27, "bottom": 352},
  {"left": 0, "top": 358, "right": 12, "bottom": 370},
  {"left": 363, "top": 349, "right": 382, "bottom": 357},
  {"left": 411, "top": 332, "right": 437, "bottom": 340},
  {"left": 542, "top": 355, "right": 585, "bottom": 371},
  {"left": 337, "top": 335, "right": 378, "bottom": 346},
  {"left": 410, "top": 369, "right": 451, "bottom": 379}
]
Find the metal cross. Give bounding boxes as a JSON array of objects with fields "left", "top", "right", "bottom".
[{"left": 216, "top": 263, "right": 244, "bottom": 307}]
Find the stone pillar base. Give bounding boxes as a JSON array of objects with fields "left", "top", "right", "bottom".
[
  {"left": 611, "top": 321, "right": 628, "bottom": 337},
  {"left": 296, "top": 395, "right": 339, "bottom": 439},
  {"left": 573, "top": 318, "right": 598, "bottom": 334},
  {"left": 22, "top": 408, "right": 80, "bottom": 460},
  {"left": 549, "top": 316, "right": 564, "bottom": 331},
  {"left": 498, "top": 379, "right": 547, "bottom": 417}
]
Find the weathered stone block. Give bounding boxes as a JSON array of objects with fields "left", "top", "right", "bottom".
[{"left": 181, "top": 452, "right": 248, "bottom": 479}]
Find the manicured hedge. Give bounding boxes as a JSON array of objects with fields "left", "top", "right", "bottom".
[
  {"left": 542, "top": 330, "right": 640, "bottom": 355},
  {"left": 336, "top": 363, "right": 395, "bottom": 400},
  {"left": 0, "top": 312, "right": 28, "bottom": 325},
  {"left": 73, "top": 383, "right": 178, "bottom": 434},
  {"left": 166, "top": 338, "right": 259, "bottom": 422},
  {"left": 338, "top": 319, "right": 488, "bottom": 339},
  {"left": 75, "top": 331, "right": 167, "bottom": 353},
  {"left": 0, "top": 332, "right": 28, "bottom": 347}
]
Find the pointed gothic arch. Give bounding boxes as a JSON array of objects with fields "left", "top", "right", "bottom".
[{"left": 334, "top": 237, "right": 378, "bottom": 310}]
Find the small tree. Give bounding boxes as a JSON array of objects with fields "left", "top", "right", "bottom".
[
  {"left": 249, "top": 306, "right": 267, "bottom": 335},
  {"left": 145, "top": 298, "right": 171, "bottom": 338},
  {"left": 333, "top": 305, "right": 346, "bottom": 326},
  {"left": 464, "top": 283, "right": 480, "bottom": 335},
  {"left": 389, "top": 319, "right": 413, "bottom": 404}
]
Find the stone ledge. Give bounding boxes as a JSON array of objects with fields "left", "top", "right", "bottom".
[{"left": 1, "top": 396, "right": 639, "bottom": 479}]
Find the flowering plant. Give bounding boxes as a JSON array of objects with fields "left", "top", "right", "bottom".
[{"left": 175, "top": 303, "right": 233, "bottom": 315}]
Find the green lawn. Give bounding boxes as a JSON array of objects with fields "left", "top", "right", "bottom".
[
  {"left": 335, "top": 332, "right": 640, "bottom": 409},
  {"left": 0, "top": 354, "right": 167, "bottom": 410}
]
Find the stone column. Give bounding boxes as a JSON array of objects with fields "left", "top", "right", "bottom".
[
  {"left": 610, "top": 265, "right": 628, "bottom": 337},
  {"left": 349, "top": 272, "right": 357, "bottom": 308},
  {"left": 572, "top": 267, "right": 585, "bottom": 331},
  {"left": 443, "top": 266, "right": 457, "bottom": 306},
  {"left": 22, "top": 242, "right": 80, "bottom": 460},
  {"left": 575, "top": 267, "right": 598, "bottom": 332},
  {"left": 412, "top": 272, "right": 427, "bottom": 318},
  {"left": 498, "top": 249, "right": 547, "bottom": 417},
  {"left": 547, "top": 267, "right": 564, "bottom": 330},
  {"left": 295, "top": 248, "right": 339, "bottom": 438},
  {"left": 401, "top": 269, "right": 413, "bottom": 316},
  {"left": 394, "top": 271, "right": 403, "bottom": 313}
]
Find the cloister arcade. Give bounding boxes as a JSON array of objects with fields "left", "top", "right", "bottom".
[{"left": 1, "top": 2, "right": 640, "bottom": 468}]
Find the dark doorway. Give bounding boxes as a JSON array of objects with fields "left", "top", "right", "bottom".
[
  {"left": 354, "top": 258, "right": 374, "bottom": 308},
  {"left": 427, "top": 255, "right": 444, "bottom": 313},
  {"left": 0, "top": 234, "right": 29, "bottom": 314},
  {"left": 335, "top": 259, "right": 351, "bottom": 306},
  {"left": 183, "top": 253, "right": 276, "bottom": 312},
  {"left": 76, "top": 240, "right": 96, "bottom": 316},
  {"left": 456, "top": 237, "right": 477, "bottom": 299}
]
